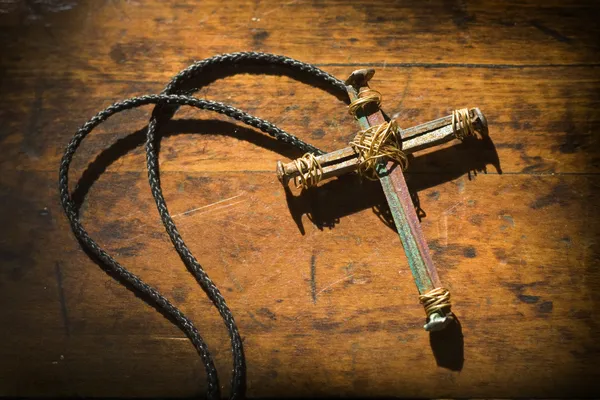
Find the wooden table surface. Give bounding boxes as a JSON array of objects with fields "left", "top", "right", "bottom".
[{"left": 1, "top": 0, "right": 599, "bottom": 397}]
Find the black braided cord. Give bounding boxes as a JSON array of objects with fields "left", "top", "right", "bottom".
[
  {"left": 160, "top": 51, "right": 347, "bottom": 96},
  {"left": 147, "top": 52, "right": 345, "bottom": 397},
  {"left": 59, "top": 53, "right": 346, "bottom": 399}
]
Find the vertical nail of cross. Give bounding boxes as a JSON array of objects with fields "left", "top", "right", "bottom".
[{"left": 343, "top": 69, "right": 454, "bottom": 332}]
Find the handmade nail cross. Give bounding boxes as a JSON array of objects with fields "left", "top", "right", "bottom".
[{"left": 277, "top": 69, "right": 488, "bottom": 332}]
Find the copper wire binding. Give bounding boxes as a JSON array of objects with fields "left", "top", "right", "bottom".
[
  {"left": 452, "top": 108, "right": 475, "bottom": 140},
  {"left": 348, "top": 88, "right": 382, "bottom": 117},
  {"left": 419, "top": 287, "right": 452, "bottom": 317},
  {"left": 349, "top": 120, "right": 408, "bottom": 180},
  {"left": 347, "top": 88, "right": 408, "bottom": 178},
  {"left": 293, "top": 153, "right": 323, "bottom": 189}
]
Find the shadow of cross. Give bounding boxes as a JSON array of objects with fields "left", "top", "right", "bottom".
[{"left": 284, "top": 132, "right": 501, "bottom": 232}]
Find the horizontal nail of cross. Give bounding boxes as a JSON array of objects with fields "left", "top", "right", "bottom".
[{"left": 276, "top": 107, "right": 488, "bottom": 187}]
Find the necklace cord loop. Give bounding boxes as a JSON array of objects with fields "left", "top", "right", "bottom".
[{"left": 59, "top": 52, "right": 346, "bottom": 400}]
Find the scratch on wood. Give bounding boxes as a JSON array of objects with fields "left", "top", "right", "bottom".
[
  {"left": 55, "top": 262, "right": 70, "bottom": 337},
  {"left": 444, "top": 201, "right": 464, "bottom": 216},
  {"left": 310, "top": 253, "right": 317, "bottom": 304},
  {"left": 438, "top": 214, "right": 448, "bottom": 246},
  {"left": 172, "top": 193, "right": 245, "bottom": 218},
  {"left": 530, "top": 20, "right": 573, "bottom": 44},
  {"left": 394, "top": 69, "right": 412, "bottom": 114},
  {"left": 150, "top": 336, "right": 189, "bottom": 341},
  {"left": 220, "top": 256, "right": 244, "bottom": 292},
  {"left": 180, "top": 200, "right": 247, "bottom": 219},
  {"left": 261, "top": 0, "right": 298, "bottom": 17},
  {"left": 316, "top": 274, "right": 354, "bottom": 297}
]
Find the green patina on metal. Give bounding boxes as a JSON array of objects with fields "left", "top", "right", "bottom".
[
  {"left": 376, "top": 164, "right": 430, "bottom": 293},
  {"left": 343, "top": 73, "right": 454, "bottom": 331},
  {"left": 352, "top": 107, "right": 432, "bottom": 294}
]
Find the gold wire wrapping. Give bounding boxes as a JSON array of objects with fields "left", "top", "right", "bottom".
[
  {"left": 452, "top": 108, "right": 475, "bottom": 140},
  {"left": 419, "top": 287, "right": 452, "bottom": 317},
  {"left": 348, "top": 88, "right": 382, "bottom": 117},
  {"left": 293, "top": 153, "right": 323, "bottom": 189},
  {"left": 349, "top": 120, "right": 408, "bottom": 180}
]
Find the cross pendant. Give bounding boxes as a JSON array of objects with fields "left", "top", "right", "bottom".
[{"left": 276, "top": 69, "right": 488, "bottom": 332}]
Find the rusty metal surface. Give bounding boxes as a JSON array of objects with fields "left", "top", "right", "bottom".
[
  {"left": 343, "top": 69, "right": 453, "bottom": 331},
  {"left": 277, "top": 108, "right": 487, "bottom": 185}
]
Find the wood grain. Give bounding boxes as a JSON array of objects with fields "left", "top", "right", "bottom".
[{"left": 0, "top": 0, "right": 599, "bottom": 398}]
